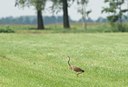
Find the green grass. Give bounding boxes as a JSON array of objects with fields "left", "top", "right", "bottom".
[
  {"left": 1, "top": 23, "right": 128, "bottom": 33},
  {"left": 0, "top": 23, "right": 113, "bottom": 33},
  {"left": 0, "top": 32, "right": 128, "bottom": 87}
]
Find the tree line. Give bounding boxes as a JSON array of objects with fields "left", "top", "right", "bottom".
[
  {"left": 0, "top": 16, "right": 110, "bottom": 25},
  {"left": 15, "top": 0, "right": 128, "bottom": 32}
]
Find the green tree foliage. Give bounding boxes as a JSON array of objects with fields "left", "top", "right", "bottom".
[
  {"left": 15, "top": 0, "right": 47, "bottom": 29},
  {"left": 102, "top": 0, "right": 128, "bottom": 32}
]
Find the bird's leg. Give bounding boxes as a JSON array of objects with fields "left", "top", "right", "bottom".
[{"left": 76, "top": 72, "right": 83, "bottom": 77}]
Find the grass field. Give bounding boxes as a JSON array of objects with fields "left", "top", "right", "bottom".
[{"left": 0, "top": 32, "right": 128, "bottom": 87}]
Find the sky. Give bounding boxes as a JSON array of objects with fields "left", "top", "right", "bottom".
[{"left": 0, "top": 0, "right": 107, "bottom": 20}]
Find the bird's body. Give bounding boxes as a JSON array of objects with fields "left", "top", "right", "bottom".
[
  {"left": 70, "top": 65, "right": 84, "bottom": 72},
  {"left": 68, "top": 56, "right": 84, "bottom": 76}
]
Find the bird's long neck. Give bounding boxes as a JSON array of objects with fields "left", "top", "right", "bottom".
[{"left": 68, "top": 56, "right": 72, "bottom": 68}]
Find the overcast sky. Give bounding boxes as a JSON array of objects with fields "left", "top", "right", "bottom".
[{"left": 0, "top": 0, "right": 107, "bottom": 20}]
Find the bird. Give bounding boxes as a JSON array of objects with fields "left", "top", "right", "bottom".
[{"left": 67, "top": 56, "right": 84, "bottom": 76}]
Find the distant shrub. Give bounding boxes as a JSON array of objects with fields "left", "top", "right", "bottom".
[
  {"left": 110, "top": 23, "right": 128, "bottom": 32},
  {"left": 0, "top": 26, "right": 15, "bottom": 33}
]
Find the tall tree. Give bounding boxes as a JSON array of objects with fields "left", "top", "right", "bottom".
[
  {"left": 126, "top": 0, "right": 128, "bottom": 21},
  {"left": 50, "top": 0, "right": 61, "bottom": 27},
  {"left": 15, "top": 0, "right": 46, "bottom": 29},
  {"left": 77, "top": 0, "right": 91, "bottom": 29},
  {"left": 102, "top": 0, "right": 128, "bottom": 32},
  {"left": 51, "top": 0, "right": 74, "bottom": 28},
  {"left": 62, "top": 0, "right": 70, "bottom": 28}
]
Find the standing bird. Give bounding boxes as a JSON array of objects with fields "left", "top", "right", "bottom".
[{"left": 68, "top": 56, "right": 84, "bottom": 76}]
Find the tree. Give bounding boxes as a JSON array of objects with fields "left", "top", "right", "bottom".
[
  {"left": 15, "top": 0, "right": 47, "bottom": 29},
  {"left": 126, "top": 0, "right": 128, "bottom": 21},
  {"left": 102, "top": 0, "right": 128, "bottom": 32},
  {"left": 62, "top": 0, "right": 70, "bottom": 28},
  {"left": 77, "top": 0, "right": 91, "bottom": 29},
  {"left": 50, "top": 0, "right": 62, "bottom": 27},
  {"left": 51, "top": 0, "right": 74, "bottom": 28}
]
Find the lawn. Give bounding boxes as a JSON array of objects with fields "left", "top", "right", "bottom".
[{"left": 0, "top": 32, "right": 128, "bottom": 87}]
